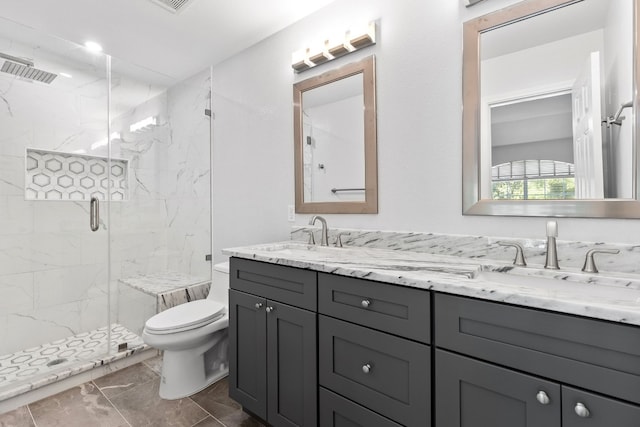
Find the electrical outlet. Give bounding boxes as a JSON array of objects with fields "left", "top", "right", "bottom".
[{"left": 287, "top": 205, "right": 296, "bottom": 222}]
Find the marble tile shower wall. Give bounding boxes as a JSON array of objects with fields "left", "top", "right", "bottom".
[{"left": 0, "top": 68, "right": 211, "bottom": 355}]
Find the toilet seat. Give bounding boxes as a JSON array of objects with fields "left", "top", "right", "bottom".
[{"left": 145, "top": 299, "right": 226, "bottom": 335}]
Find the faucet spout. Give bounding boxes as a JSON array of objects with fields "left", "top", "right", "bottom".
[
  {"left": 308, "top": 215, "right": 329, "bottom": 246},
  {"left": 544, "top": 220, "right": 559, "bottom": 270}
]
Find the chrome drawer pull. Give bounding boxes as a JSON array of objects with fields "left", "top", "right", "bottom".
[
  {"left": 265, "top": 306, "right": 275, "bottom": 313},
  {"left": 361, "top": 299, "right": 371, "bottom": 308},
  {"left": 574, "top": 402, "right": 590, "bottom": 418},
  {"left": 536, "top": 391, "right": 550, "bottom": 405},
  {"left": 362, "top": 363, "right": 372, "bottom": 374},
  {"left": 255, "top": 303, "right": 263, "bottom": 309}
]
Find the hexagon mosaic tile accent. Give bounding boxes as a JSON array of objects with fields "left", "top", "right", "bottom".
[{"left": 25, "top": 149, "right": 129, "bottom": 201}]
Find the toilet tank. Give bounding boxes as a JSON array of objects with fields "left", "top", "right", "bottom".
[{"left": 207, "top": 262, "right": 230, "bottom": 306}]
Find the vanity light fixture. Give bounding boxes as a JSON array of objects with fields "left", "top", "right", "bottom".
[
  {"left": 292, "top": 21, "right": 376, "bottom": 73},
  {"left": 129, "top": 116, "right": 157, "bottom": 133}
]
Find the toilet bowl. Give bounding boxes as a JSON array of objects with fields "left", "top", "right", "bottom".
[{"left": 142, "top": 262, "right": 230, "bottom": 400}]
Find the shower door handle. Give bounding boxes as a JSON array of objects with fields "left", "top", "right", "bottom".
[{"left": 90, "top": 197, "right": 100, "bottom": 232}]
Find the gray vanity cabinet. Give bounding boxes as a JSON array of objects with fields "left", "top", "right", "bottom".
[
  {"left": 434, "top": 292, "right": 640, "bottom": 427},
  {"left": 229, "top": 258, "right": 317, "bottom": 427}
]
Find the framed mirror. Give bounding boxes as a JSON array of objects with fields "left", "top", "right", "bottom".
[
  {"left": 294, "top": 55, "right": 377, "bottom": 214},
  {"left": 462, "top": 0, "right": 640, "bottom": 217}
]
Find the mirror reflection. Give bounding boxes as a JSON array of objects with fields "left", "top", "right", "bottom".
[
  {"left": 463, "top": 0, "right": 640, "bottom": 218},
  {"left": 302, "top": 73, "right": 365, "bottom": 203},
  {"left": 294, "top": 55, "right": 377, "bottom": 214},
  {"left": 479, "top": 0, "right": 633, "bottom": 201}
]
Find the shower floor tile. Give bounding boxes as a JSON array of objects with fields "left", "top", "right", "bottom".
[{"left": 0, "top": 324, "right": 145, "bottom": 400}]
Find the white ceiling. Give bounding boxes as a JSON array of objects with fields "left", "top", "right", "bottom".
[{"left": 0, "top": 0, "right": 337, "bottom": 81}]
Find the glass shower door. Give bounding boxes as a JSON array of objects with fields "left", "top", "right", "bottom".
[{"left": 0, "top": 18, "right": 112, "bottom": 396}]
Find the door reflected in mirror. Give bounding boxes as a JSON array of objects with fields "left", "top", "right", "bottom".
[{"left": 294, "top": 55, "right": 377, "bottom": 214}]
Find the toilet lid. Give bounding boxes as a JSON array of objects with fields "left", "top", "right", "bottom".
[{"left": 145, "top": 299, "right": 226, "bottom": 333}]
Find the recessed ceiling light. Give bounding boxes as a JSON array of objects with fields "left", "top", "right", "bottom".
[
  {"left": 60, "top": 72, "right": 73, "bottom": 78},
  {"left": 84, "top": 41, "right": 103, "bottom": 53}
]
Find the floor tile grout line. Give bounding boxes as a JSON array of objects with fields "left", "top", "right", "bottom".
[
  {"left": 26, "top": 404, "right": 38, "bottom": 427},
  {"left": 188, "top": 412, "right": 212, "bottom": 427},
  {"left": 188, "top": 398, "right": 228, "bottom": 427},
  {"left": 92, "top": 380, "right": 134, "bottom": 427}
]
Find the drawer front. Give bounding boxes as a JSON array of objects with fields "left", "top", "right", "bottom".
[
  {"left": 562, "top": 386, "right": 640, "bottom": 427},
  {"left": 319, "top": 388, "right": 403, "bottom": 427},
  {"left": 318, "top": 273, "right": 430, "bottom": 343},
  {"left": 230, "top": 257, "right": 317, "bottom": 310},
  {"left": 319, "top": 315, "right": 430, "bottom": 426},
  {"left": 435, "top": 293, "right": 640, "bottom": 405}
]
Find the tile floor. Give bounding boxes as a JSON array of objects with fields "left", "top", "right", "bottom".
[{"left": 0, "top": 356, "right": 264, "bottom": 427}]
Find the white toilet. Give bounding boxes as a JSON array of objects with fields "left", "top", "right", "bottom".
[{"left": 142, "top": 262, "right": 230, "bottom": 400}]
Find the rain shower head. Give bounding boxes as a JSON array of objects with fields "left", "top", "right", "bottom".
[{"left": 0, "top": 52, "right": 57, "bottom": 84}]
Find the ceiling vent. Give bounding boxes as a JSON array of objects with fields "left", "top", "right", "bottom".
[{"left": 148, "top": 0, "right": 196, "bottom": 13}]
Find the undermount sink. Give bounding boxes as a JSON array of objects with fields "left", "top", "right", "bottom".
[{"left": 474, "top": 270, "right": 640, "bottom": 302}]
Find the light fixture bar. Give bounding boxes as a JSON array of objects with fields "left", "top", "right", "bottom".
[{"left": 292, "top": 21, "right": 376, "bottom": 73}]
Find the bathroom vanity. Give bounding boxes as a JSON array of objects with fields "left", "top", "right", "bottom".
[{"left": 226, "top": 242, "right": 640, "bottom": 427}]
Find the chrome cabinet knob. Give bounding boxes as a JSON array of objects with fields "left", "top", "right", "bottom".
[
  {"left": 536, "top": 391, "right": 550, "bottom": 405},
  {"left": 574, "top": 402, "right": 590, "bottom": 418},
  {"left": 265, "top": 306, "right": 275, "bottom": 313},
  {"left": 255, "top": 303, "right": 263, "bottom": 309},
  {"left": 362, "top": 364, "right": 372, "bottom": 374},
  {"left": 361, "top": 299, "right": 371, "bottom": 308}
]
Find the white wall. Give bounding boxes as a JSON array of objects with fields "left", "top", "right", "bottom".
[
  {"left": 211, "top": 0, "right": 640, "bottom": 263},
  {"left": 603, "top": 0, "right": 634, "bottom": 198}
]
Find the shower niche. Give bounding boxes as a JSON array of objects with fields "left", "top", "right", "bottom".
[{"left": 25, "top": 148, "right": 129, "bottom": 201}]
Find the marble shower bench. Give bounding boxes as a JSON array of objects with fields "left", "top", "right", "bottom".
[{"left": 118, "top": 272, "right": 211, "bottom": 335}]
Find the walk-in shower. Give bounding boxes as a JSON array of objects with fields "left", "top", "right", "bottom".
[{"left": 0, "top": 16, "right": 212, "bottom": 409}]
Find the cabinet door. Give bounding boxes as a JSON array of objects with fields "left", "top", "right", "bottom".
[
  {"left": 267, "top": 300, "right": 317, "bottom": 427},
  {"left": 562, "top": 386, "right": 640, "bottom": 427},
  {"left": 229, "top": 289, "right": 267, "bottom": 420},
  {"left": 436, "top": 350, "right": 561, "bottom": 427}
]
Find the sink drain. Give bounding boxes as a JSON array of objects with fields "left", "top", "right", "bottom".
[{"left": 46, "top": 358, "right": 68, "bottom": 367}]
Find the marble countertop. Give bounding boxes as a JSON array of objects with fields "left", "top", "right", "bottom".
[
  {"left": 223, "top": 242, "right": 640, "bottom": 326},
  {"left": 119, "top": 271, "right": 210, "bottom": 296}
]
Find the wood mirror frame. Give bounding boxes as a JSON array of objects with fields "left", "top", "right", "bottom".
[
  {"left": 462, "top": 0, "right": 640, "bottom": 218},
  {"left": 294, "top": 55, "right": 378, "bottom": 214}
]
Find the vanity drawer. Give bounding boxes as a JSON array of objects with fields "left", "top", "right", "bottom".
[
  {"left": 319, "top": 387, "right": 403, "bottom": 427},
  {"left": 318, "top": 273, "right": 430, "bottom": 343},
  {"left": 562, "top": 386, "right": 640, "bottom": 427},
  {"left": 435, "top": 293, "right": 640, "bottom": 405},
  {"left": 319, "top": 315, "right": 430, "bottom": 426},
  {"left": 230, "top": 258, "right": 317, "bottom": 310}
]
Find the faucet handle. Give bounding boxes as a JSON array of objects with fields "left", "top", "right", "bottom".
[
  {"left": 582, "top": 248, "right": 620, "bottom": 273},
  {"left": 305, "top": 229, "right": 316, "bottom": 245},
  {"left": 335, "top": 232, "right": 349, "bottom": 248},
  {"left": 497, "top": 241, "right": 527, "bottom": 266}
]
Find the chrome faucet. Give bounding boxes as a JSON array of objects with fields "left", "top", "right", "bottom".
[
  {"left": 544, "top": 220, "right": 559, "bottom": 270},
  {"left": 308, "top": 215, "right": 329, "bottom": 246}
]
